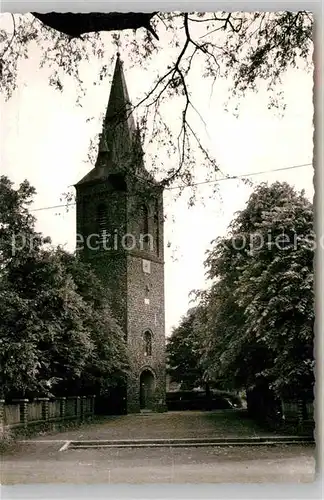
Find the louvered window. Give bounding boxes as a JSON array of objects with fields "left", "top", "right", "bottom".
[{"left": 96, "top": 204, "right": 107, "bottom": 244}]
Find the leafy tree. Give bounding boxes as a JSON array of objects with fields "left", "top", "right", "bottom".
[
  {"left": 55, "top": 249, "right": 129, "bottom": 395},
  {"left": 0, "top": 175, "right": 129, "bottom": 399},
  {"left": 0, "top": 11, "right": 313, "bottom": 193},
  {"left": 166, "top": 306, "right": 206, "bottom": 390},
  {"left": 201, "top": 181, "right": 314, "bottom": 400},
  {"left": 0, "top": 176, "right": 49, "bottom": 271}
]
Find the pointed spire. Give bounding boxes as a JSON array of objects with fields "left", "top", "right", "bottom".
[
  {"left": 76, "top": 52, "right": 157, "bottom": 188},
  {"left": 97, "top": 52, "right": 136, "bottom": 163}
]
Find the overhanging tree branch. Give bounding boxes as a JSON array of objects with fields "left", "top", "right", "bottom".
[
  {"left": 31, "top": 12, "right": 159, "bottom": 40},
  {"left": 0, "top": 11, "right": 313, "bottom": 197}
]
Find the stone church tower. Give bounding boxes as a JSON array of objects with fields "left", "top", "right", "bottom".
[{"left": 74, "top": 54, "right": 166, "bottom": 413}]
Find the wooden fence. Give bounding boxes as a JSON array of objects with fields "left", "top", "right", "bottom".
[
  {"left": 3, "top": 404, "right": 20, "bottom": 426},
  {"left": 281, "top": 399, "right": 314, "bottom": 425},
  {"left": 0, "top": 396, "right": 95, "bottom": 434},
  {"left": 245, "top": 385, "right": 315, "bottom": 434}
]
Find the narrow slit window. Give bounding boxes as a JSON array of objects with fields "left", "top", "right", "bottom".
[
  {"left": 144, "top": 330, "right": 152, "bottom": 357},
  {"left": 141, "top": 204, "right": 150, "bottom": 250},
  {"left": 143, "top": 205, "right": 149, "bottom": 235},
  {"left": 154, "top": 200, "right": 160, "bottom": 256}
]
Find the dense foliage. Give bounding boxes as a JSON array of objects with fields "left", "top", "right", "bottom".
[
  {"left": 168, "top": 182, "right": 314, "bottom": 400},
  {"left": 0, "top": 175, "right": 129, "bottom": 399},
  {"left": 202, "top": 182, "right": 314, "bottom": 399},
  {"left": 166, "top": 306, "right": 205, "bottom": 390}
]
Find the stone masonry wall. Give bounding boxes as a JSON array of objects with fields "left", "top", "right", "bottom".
[
  {"left": 126, "top": 255, "right": 166, "bottom": 413},
  {"left": 75, "top": 176, "right": 166, "bottom": 414}
]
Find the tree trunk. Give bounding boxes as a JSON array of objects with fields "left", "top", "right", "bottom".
[{"left": 205, "top": 382, "right": 212, "bottom": 410}]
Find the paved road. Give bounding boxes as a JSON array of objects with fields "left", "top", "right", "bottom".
[{"left": 1, "top": 443, "right": 315, "bottom": 484}]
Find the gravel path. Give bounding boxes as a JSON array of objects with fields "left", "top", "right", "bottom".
[
  {"left": 1, "top": 411, "right": 315, "bottom": 485},
  {"left": 18, "top": 410, "right": 286, "bottom": 442}
]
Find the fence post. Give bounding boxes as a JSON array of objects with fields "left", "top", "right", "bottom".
[
  {"left": 57, "top": 397, "right": 66, "bottom": 420},
  {"left": 12, "top": 399, "right": 29, "bottom": 426},
  {"left": 66, "top": 396, "right": 75, "bottom": 418},
  {"left": 297, "top": 399, "right": 304, "bottom": 429},
  {"left": 80, "top": 396, "right": 86, "bottom": 420},
  {"left": 35, "top": 397, "right": 49, "bottom": 422},
  {"left": 0, "top": 399, "right": 5, "bottom": 436},
  {"left": 75, "top": 396, "right": 81, "bottom": 419},
  {"left": 91, "top": 395, "right": 96, "bottom": 417},
  {"left": 306, "top": 401, "right": 313, "bottom": 421}
]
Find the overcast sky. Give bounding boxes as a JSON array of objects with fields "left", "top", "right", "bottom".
[{"left": 0, "top": 14, "right": 314, "bottom": 335}]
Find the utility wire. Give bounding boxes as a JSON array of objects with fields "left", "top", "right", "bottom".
[
  {"left": 168, "top": 163, "right": 312, "bottom": 190},
  {"left": 31, "top": 162, "right": 312, "bottom": 213}
]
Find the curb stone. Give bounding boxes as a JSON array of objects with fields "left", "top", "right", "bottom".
[{"left": 61, "top": 435, "right": 314, "bottom": 450}]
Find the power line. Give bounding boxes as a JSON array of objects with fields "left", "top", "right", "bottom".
[
  {"left": 168, "top": 162, "right": 312, "bottom": 190},
  {"left": 31, "top": 162, "right": 312, "bottom": 213}
]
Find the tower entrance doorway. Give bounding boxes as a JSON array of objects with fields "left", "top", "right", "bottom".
[{"left": 140, "top": 370, "right": 155, "bottom": 409}]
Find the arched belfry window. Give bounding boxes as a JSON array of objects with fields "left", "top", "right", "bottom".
[
  {"left": 142, "top": 204, "right": 149, "bottom": 235},
  {"left": 96, "top": 203, "right": 107, "bottom": 243},
  {"left": 108, "top": 173, "right": 127, "bottom": 191},
  {"left": 154, "top": 200, "right": 160, "bottom": 256},
  {"left": 141, "top": 204, "right": 150, "bottom": 250},
  {"left": 144, "top": 330, "right": 152, "bottom": 357}
]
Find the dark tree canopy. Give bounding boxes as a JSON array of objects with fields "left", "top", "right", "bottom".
[
  {"left": 167, "top": 180, "right": 315, "bottom": 398},
  {"left": 0, "top": 175, "right": 129, "bottom": 399},
  {"left": 166, "top": 306, "right": 207, "bottom": 390},
  {"left": 0, "top": 11, "right": 313, "bottom": 193},
  {"left": 196, "top": 181, "right": 314, "bottom": 399}
]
